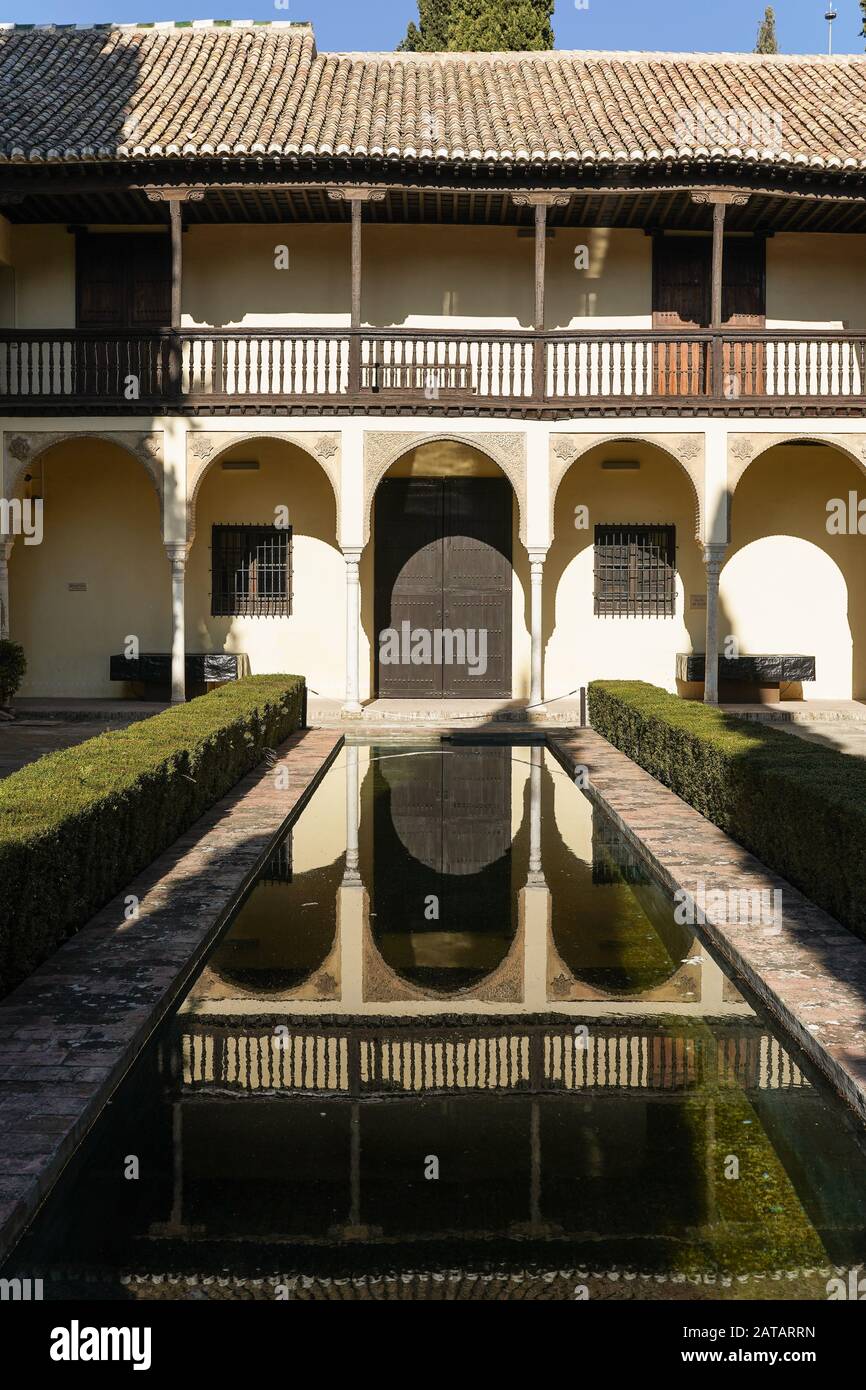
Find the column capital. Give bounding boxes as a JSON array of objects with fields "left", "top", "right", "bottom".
[
  {"left": 165, "top": 540, "right": 190, "bottom": 570},
  {"left": 327, "top": 187, "right": 387, "bottom": 204},
  {"left": 702, "top": 541, "right": 727, "bottom": 575},
  {"left": 143, "top": 185, "right": 206, "bottom": 203},
  {"left": 511, "top": 192, "right": 570, "bottom": 208},
  {"left": 528, "top": 549, "right": 548, "bottom": 567},
  {"left": 689, "top": 189, "right": 750, "bottom": 206}
]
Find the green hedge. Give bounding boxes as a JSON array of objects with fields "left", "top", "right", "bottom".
[
  {"left": 588, "top": 680, "right": 866, "bottom": 941},
  {"left": 0, "top": 675, "right": 305, "bottom": 996}
]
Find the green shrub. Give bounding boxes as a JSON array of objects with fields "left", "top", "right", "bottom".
[
  {"left": 0, "top": 640, "right": 26, "bottom": 704},
  {"left": 588, "top": 680, "right": 866, "bottom": 941},
  {"left": 0, "top": 675, "right": 305, "bottom": 996}
]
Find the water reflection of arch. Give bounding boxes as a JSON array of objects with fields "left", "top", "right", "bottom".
[
  {"left": 544, "top": 768, "right": 698, "bottom": 1001},
  {"left": 365, "top": 745, "right": 523, "bottom": 999},
  {"left": 205, "top": 833, "right": 343, "bottom": 1000}
]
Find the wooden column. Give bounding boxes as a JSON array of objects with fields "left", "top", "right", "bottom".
[
  {"left": 512, "top": 192, "right": 569, "bottom": 404},
  {"left": 144, "top": 186, "right": 205, "bottom": 397},
  {"left": 690, "top": 190, "right": 750, "bottom": 398},
  {"left": 328, "top": 188, "right": 386, "bottom": 395},
  {"left": 169, "top": 200, "right": 183, "bottom": 331}
]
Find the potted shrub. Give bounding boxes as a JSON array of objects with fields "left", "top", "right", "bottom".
[{"left": 0, "top": 639, "right": 26, "bottom": 716}]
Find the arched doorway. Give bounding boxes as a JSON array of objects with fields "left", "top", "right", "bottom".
[
  {"left": 546, "top": 438, "right": 703, "bottom": 696},
  {"left": 188, "top": 437, "right": 342, "bottom": 698},
  {"left": 371, "top": 440, "right": 524, "bottom": 698},
  {"left": 8, "top": 437, "right": 166, "bottom": 697},
  {"left": 725, "top": 440, "right": 866, "bottom": 699}
]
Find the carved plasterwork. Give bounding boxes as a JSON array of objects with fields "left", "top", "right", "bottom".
[
  {"left": 363, "top": 430, "right": 527, "bottom": 543},
  {"left": 727, "top": 431, "right": 866, "bottom": 496},
  {"left": 185, "top": 430, "right": 341, "bottom": 540},
  {"left": 549, "top": 432, "right": 705, "bottom": 541},
  {"left": 3, "top": 430, "right": 164, "bottom": 517}
]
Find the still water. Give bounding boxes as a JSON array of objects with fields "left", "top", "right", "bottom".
[{"left": 5, "top": 742, "right": 866, "bottom": 1301}]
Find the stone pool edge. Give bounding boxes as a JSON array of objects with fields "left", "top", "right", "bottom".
[
  {"left": 0, "top": 727, "right": 343, "bottom": 1268},
  {"left": 547, "top": 729, "right": 866, "bottom": 1126}
]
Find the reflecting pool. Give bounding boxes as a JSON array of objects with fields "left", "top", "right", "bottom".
[{"left": 4, "top": 742, "right": 866, "bottom": 1301}]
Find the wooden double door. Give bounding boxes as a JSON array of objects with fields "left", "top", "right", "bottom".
[
  {"left": 652, "top": 233, "right": 766, "bottom": 396},
  {"left": 374, "top": 477, "right": 512, "bottom": 698}
]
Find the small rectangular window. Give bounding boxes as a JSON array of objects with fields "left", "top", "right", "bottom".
[
  {"left": 594, "top": 523, "right": 676, "bottom": 617},
  {"left": 211, "top": 524, "right": 292, "bottom": 617}
]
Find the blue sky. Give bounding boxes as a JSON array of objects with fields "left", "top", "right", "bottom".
[{"left": 0, "top": 0, "right": 861, "bottom": 56}]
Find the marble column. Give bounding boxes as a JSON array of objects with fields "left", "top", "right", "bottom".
[
  {"left": 702, "top": 543, "right": 727, "bottom": 705},
  {"left": 343, "top": 549, "right": 362, "bottom": 716},
  {"left": 528, "top": 550, "right": 546, "bottom": 710},
  {"left": 165, "top": 542, "right": 189, "bottom": 704}
]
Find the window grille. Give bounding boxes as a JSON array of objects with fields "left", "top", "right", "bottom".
[
  {"left": 211, "top": 524, "right": 291, "bottom": 617},
  {"left": 594, "top": 523, "right": 676, "bottom": 617}
]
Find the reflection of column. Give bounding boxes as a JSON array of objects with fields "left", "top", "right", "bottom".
[
  {"left": 165, "top": 542, "right": 189, "bottom": 704},
  {"left": 0, "top": 538, "right": 12, "bottom": 640},
  {"left": 528, "top": 551, "right": 546, "bottom": 709},
  {"left": 527, "top": 743, "right": 544, "bottom": 887},
  {"left": 343, "top": 549, "right": 362, "bottom": 715},
  {"left": 344, "top": 744, "right": 361, "bottom": 885},
  {"left": 702, "top": 543, "right": 726, "bottom": 705}
]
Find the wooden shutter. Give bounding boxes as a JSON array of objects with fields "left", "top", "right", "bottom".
[
  {"left": 77, "top": 233, "right": 171, "bottom": 328},
  {"left": 722, "top": 236, "right": 766, "bottom": 326}
]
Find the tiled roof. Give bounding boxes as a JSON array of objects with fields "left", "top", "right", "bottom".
[{"left": 1, "top": 22, "right": 866, "bottom": 172}]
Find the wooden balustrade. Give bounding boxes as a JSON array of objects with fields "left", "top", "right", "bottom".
[{"left": 1, "top": 327, "right": 864, "bottom": 410}]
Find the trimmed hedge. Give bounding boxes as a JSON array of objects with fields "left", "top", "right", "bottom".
[
  {"left": 589, "top": 680, "right": 866, "bottom": 942},
  {"left": 0, "top": 675, "right": 305, "bottom": 996}
]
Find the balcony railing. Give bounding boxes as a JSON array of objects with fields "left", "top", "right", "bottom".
[{"left": 2, "top": 327, "right": 865, "bottom": 410}]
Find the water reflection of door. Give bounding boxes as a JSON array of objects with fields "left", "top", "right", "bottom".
[{"left": 371, "top": 746, "right": 515, "bottom": 994}]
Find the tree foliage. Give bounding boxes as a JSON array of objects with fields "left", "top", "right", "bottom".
[
  {"left": 755, "top": 6, "right": 778, "bottom": 54},
  {"left": 399, "top": 0, "right": 554, "bottom": 52}
]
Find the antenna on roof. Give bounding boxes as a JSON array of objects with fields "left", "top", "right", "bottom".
[{"left": 825, "top": 4, "right": 837, "bottom": 55}]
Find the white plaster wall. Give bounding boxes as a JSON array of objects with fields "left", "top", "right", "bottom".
[{"left": 5, "top": 222, "right": 866, "bottom": 336}]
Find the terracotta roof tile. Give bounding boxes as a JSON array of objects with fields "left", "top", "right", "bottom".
[{"left": 1, "top": 23, "right": 866, "bottom": 171}]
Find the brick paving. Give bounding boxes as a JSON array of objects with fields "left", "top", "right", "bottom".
[
  {"left": 548, "top": 730, "right": 866, "bottom": 1125},
  {"left": 0, "top": 727, "right": 342, "bottom": 1266}
]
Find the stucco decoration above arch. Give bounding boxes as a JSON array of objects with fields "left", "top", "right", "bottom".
[
  {"left": 549, "top": 432, "right": 705, "bottom": 541},
  {"left": 363, "top": 430, "right": 527, "bottom": 546},
  {"left": 3, "top": 431, "right": 164, "bottom": 519},
  {"left": 185, "top": 430, "right": 341, "bottom": 542},
  {"left": 727, "top": 432, "right": 866, "bottom": 501}
]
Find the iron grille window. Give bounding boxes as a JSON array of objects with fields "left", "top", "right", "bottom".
[
  {"left": 594, "top": 523, "right": 676, "bottom": 617},
  {"left": 211, "top": 524, "right": 292, "bottom": 617}
]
